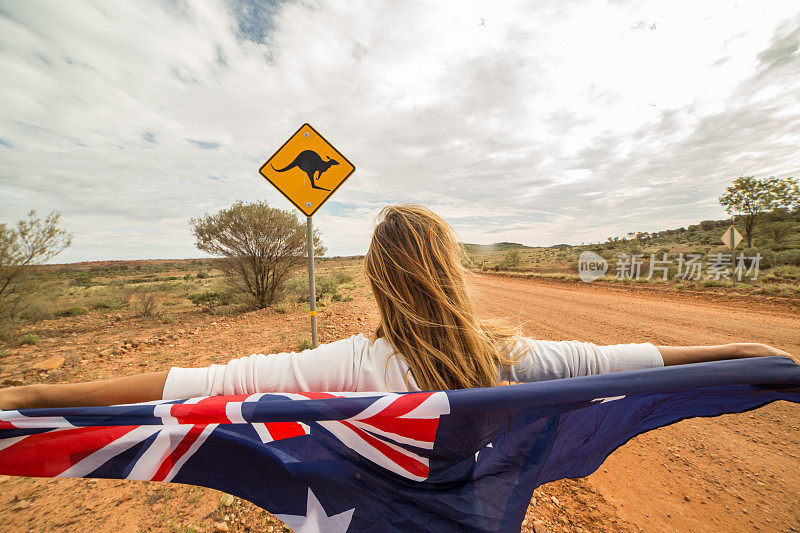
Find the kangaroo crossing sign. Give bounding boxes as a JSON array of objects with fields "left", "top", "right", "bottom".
[
  {"left": 259, "top": 124, "right": 355, "bottom": 217},
  {"left": 258, "top": 123, "right": 354, "bottom": 348}
]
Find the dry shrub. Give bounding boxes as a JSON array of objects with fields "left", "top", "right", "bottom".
[
  {"left": 190, "top": 201, "right": 325, "bottom": 309},
  {"left": 82, "top": 285, "right": 129, "bottom": 311},
  {"left": 128, "top": 284, "right": 169, "bottom": 317}
]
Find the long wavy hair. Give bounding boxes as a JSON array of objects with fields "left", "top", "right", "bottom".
[{"left": 364, "top": 205, "right": 520, "bottom": 390}]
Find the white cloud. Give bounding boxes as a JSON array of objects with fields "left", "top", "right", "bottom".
[{"left": 0, "top": 0, "right": 798, "bottom": 261}]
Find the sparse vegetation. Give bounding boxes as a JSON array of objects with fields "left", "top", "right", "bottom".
[
  {"left": 764, "top": 221, "right": 795, "bottom": 246},
  {"left": 496, "top": 249, "right": 524, "bottom": 270},
  {"left": 55, "top": 305, "right": 89, "bottom": 317},
  {"left": 83, "top": 286, "right": 129, "bottom": 311},
  {"left": 297, "top": 337, "right": 313, "bottom": 350},
  {"left": 333, "top": 270, "right": 353, "bottom": 284},
  {"left": 186, "top": 290, "right": 233, "bottom": 312},
  {"left": 282, "top": 273, "right": 345, "bottom": 303},
  {"left": 462, "top": 203, "right": 800, "bottom": 298},
  {"left": 0, "top": 190, "right": 796, "bottom": 351},
  {"left": 129, "top": 285, "right": 168, "bottom": 317},
  {"left": 18, "top": 333, "right": 40, "bottom": 345}
]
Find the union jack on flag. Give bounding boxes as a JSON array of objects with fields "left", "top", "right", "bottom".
[{"left": 1, "top": 357, "right": 799, "bottom": 532}]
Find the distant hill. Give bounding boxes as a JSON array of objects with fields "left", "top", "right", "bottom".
[
  {"left": 460, "top": 242, "right": 530, "bottom": 253},
  {"left": 462, "top": 212, "right": 799, "bottom": 288},
  {"left": 464, "top": 212, "right": 799, "bottom": 252}
]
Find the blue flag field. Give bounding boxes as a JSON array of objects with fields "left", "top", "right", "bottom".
[{"left": 1, "top": 356, "right": 798, "bottom": 532}]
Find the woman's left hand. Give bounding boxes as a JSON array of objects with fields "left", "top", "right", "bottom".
[{"left": 739, "top": 343, "right": 798, "bottom": 365}]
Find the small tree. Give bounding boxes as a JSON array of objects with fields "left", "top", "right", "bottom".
[
  {"left": 0, "top": 211, "right": 72, "bottom": 334},
  {"left": 497, "top": 249, "right": 524, "bottom": 270},
  {"left": 719, "top": 176, "right": 799, "bottom": 247},
  {"left": 190, "top": 201, "right": 325, "bottom": 308}
]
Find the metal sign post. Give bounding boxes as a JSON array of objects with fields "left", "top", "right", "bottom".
[
  {"left": 306, "top": 216, "right": 318, "bottom": 347},
  {"left": 259, "top": 123, "right": 355, "bottom": 348}
]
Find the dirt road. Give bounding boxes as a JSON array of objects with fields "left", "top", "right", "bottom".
[{"left": 470, "top": 273, "right": 800, "bottom": 533}]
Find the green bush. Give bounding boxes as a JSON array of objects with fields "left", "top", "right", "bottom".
[
  {"left": 55, "top": 306, "right": 89, "bottom": 317},
  {"left": 316, "top": 277, "right": 342, "bottom": 300},
  {"left": 334, "top": 271, "right": 353, "bottom": 284},
  {"left": 750, "top": 283, "right": 800, "bottom": 297},
  {"left": 13, "top": 291, "right": 56, "bottom": 322},
  {"left": 86, "top": 287, "right": 128, "bottom": 310},
  {"left": 701, "top": 279, "right": 730, "bottom": 288},
  {"left": 297, "top": 337, "right": 313, "bottom": 351},
  {"left": 496, "top": 250, "right": 524, "bottom": 270},
  {"left": 280, "top": 276, "right": 306, "bottom": 302},
  {"left": 763, "top": 221, "right": 795, "bottom": 245},
  {"left": 762, "top": 265, "right": 800, "bottom": 281},
  {"left": 70, "top": 274, "right": 97, "bottom": 288},
  {"left": 187, "top": 291, "right": 219, "bottom": 307},
  {"left": 18, "top": 333, "right": 40, "bottom": 345},
  {"left": 742, "top": 248, "right": 775, "bottom": 269},
  {"left": 282, "top": 275, "right": 342, "bottom": 302},
  {"left": 774, "top": 249, "right": 800, "bottom": 267},
  {"left": 125, "top": 275, "right": 180, "bottom": 285},
  {"left": 187, "top": 290, "right": 233, "bottom": 310}
]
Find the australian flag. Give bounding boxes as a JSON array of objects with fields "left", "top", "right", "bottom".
[{"left": 1, "top": 356, "right": 799, "bottom": 532}]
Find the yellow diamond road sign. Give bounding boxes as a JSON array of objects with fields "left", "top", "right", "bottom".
[
  {"left": 721, "top": 225, "right": 743, "bottom": 250},
  {"left": 259, "top": 123, "right": 355, "bottom": 217}
]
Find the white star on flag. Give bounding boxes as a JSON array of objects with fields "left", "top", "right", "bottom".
[
  {"left": 593, "top": 395, "right": 626, "bottom": 403},
  {"left": 274, "top": 488, "right": 355, "bottom": 533},
  {"left": 475, "top": 441, "right": 493, "bottom": 461}
]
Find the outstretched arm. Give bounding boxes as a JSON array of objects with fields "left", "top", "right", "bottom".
[
  {"left": 501, "top": 341, "right": 797, "bottom": 385},
  {"left": 656, "top": 343, "right": 796, "bottom": 366},
  {"left": 0, "top": 371, "right": 169, "bottom": 410},
  {"left": 1, "top": 335, "right": 363, "bottom": 410}
]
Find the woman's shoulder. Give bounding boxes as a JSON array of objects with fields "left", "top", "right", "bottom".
[
  {"left": 328, "top": 333, "right": 394, "bottom": 357},
  {"left": 337, "top": 334, "right": 416, "bottom": 392},
  {"left": 316, "top": 333, "right": 398, "bottom": 367}
]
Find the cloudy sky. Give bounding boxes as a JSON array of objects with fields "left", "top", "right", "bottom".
[{"left": 1, "top": 0, "right": 799, "bottom": 262}]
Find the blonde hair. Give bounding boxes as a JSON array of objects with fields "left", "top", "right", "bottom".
[{"left": 364, "top": 204, "right": 520, "bottom": 390}]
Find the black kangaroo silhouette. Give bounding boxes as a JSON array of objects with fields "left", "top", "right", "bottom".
[{"left": 271, "top": 150, "right": 339, "bottom": 191}]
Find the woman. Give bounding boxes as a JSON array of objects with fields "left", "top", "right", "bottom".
[{"left": 0, "top": 204, "right": 794, "bottom": 410}]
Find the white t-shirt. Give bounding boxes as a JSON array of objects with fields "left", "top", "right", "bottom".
[{"left": 162, "top": 334, "right": 663, "bottom": 399}]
